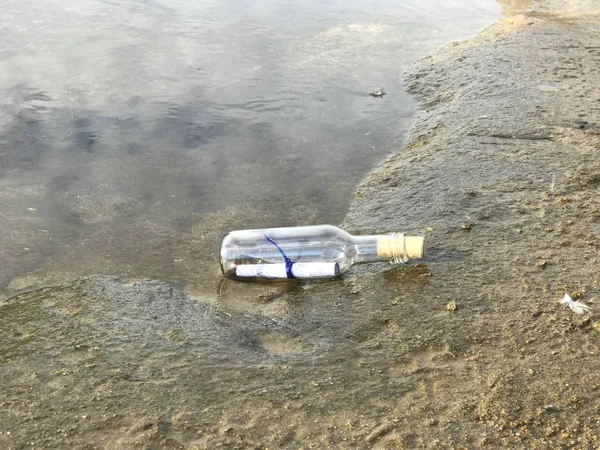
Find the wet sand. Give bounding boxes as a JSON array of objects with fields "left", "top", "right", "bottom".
[{"left": 2, "top": 1, "right": 600, "bottom": 448}]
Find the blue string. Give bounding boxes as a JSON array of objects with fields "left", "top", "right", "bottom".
[{"left": 264, "top": 234, "right": 295, "bottom": 279}]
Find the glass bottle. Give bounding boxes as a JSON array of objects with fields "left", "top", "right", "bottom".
[{"left": 220, "top": 225, "right": 424, "bottom": 280}]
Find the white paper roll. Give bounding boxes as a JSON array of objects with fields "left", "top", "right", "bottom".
[
  {"left": 235, "top": 262, "right": 339, "bottom": 278},
  {"left": 290, "top": 262, "right": 339, "bottom": 278}
]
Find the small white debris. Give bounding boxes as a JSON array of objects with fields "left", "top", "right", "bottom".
[
  {"left": 560, "top": 293, "right": 591, "bottom": 315},
  {"left": 28, "top": 208, "right": 37, "bottom": 211}
]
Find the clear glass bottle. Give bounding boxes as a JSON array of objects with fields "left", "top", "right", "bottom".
[{"left": 220, "top": 225, "right": 424, "bottom": 280}]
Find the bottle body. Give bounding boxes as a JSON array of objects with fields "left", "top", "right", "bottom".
[{"left": 220, "top": 225, "right": 423, "bottom": 280}]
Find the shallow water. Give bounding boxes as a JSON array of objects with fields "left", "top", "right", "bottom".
[{"left": 0, "top": 0, "right": 500, "bottom": 298}]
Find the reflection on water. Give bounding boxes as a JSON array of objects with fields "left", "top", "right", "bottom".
[{"left": 0, "top": 0, "right": 500, "bottom": 298}]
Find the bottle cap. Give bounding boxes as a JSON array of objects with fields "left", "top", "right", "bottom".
[{"left": 377, "top": 234, "right": 424, "bottom": 262}]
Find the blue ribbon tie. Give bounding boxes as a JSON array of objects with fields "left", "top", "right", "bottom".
[{"left": 264, "top": 234, "right": 295, "bottom": 279}]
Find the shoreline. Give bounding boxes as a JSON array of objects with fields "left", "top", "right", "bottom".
[{"left": 2, "top": 2, "right": 600, "bottom": 448}]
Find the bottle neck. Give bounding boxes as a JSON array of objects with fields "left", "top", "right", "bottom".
[{"left": 352, "top": 234, "right": 408, "bottom": 264}]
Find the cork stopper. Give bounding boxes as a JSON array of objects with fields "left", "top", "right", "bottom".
[{"left": 376, "top": 234, "right": 424, "bottom": 262}]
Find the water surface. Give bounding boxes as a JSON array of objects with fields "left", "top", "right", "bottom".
[{"left": 0, "top": 0, "right": 500, "bottom": 297}]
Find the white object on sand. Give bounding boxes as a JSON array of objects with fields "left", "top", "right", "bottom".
[{"left": 560, "top": 293, "right": 591, "bottom": 315}]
